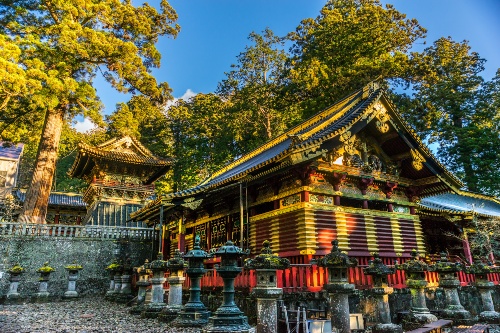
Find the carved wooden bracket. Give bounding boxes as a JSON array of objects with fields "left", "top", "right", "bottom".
[
  {"left": 324, "top": 171, "right": 348, "bottom": 191},
  {"left": 358, "top": 177, "right": 374, "bottom": 195},
  {"left": 405, "top": 187, "right": 422, "bottom": 202},
  {"left": 293, "top": 164, "right": 318, "bottom": 186},
  {"left": 382, "top": 181, "right": 398, "bottom": 199}
]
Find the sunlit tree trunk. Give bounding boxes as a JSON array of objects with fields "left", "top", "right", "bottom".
[{"left": 18, "top": 107, "right": 64, "bottom": 223}]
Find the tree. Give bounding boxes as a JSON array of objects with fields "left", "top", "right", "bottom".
[
  {"left": 287, "top": 0, "right": 426, "bottom": 117},
  {"left": 218, "top": 28, "right": 299, "bottom": 152},
  {"left": 402, "top": 37, "right": 499, "bottom": 194},
  {"left": 167, "top": 94, "right": 237, "bottom": 191},
  {"left": 0, "top": 0, "right": 180, "bottom": 223}
]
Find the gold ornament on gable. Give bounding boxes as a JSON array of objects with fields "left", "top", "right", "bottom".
[{"left": 410, "top": 149, "right": 426, "bottom": 171}]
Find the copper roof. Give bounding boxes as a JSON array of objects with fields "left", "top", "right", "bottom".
[
  {"left": 419, "top": 191, "right": 500, "bottom": 218},
  {"left": 15, "top": 189, "right": 86, "bottom": 207},
  {"left": 0, "top": 142, "right": 24, "bottom": 161}
]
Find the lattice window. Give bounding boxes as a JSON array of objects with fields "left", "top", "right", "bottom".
[{"left": 210, "top": 217, "right": 227, "bottom": 248}]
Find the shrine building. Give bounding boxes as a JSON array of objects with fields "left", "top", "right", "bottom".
[
  {"left": 130, "top": 83, "right": 499, "bottom": 268},
  {"left": 68, "top": 136, "right": 172, "bottom": 227}
]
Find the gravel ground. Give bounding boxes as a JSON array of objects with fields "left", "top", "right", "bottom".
[{"left": 0, "top": 298, "right": 202, "bottom": 333}]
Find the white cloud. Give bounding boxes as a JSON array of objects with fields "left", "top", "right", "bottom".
[
  {"left": 165, "top": 89, "right": 197, "bottom": 111},
  {"left": 73, "top": 118, "right": 97, "bottom": 133}
]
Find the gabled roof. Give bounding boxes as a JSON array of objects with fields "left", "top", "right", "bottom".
[
  {"left": 15, "top": 189, "right": 86, "bottom": 208},
  {"left": 0, "top": 142, "right": 24, "bottom": 161},
  {"left": 68, "top": 136, "right": 172, "bottom": 184},
  {"left": 169, "top": 83, "right": 461, "bottom": 199},
  {"left": 419, "top": 191, "right": 500, "bottom": 219},
  {"left": 132, "top": 83, "right": 464, "bottom": 221}
]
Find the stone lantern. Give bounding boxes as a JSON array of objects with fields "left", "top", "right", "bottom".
[
  {"left": 315, "top": 239, "right": 357, "bottom": 333},
  {"left": 130, "top": 259, "right": 151, "bottom": 315},
  {"left": 35, "top": 262, "right": 55, "bottom": 301},
  {"left": 465, "top": 258, "right": 500, "bottom": 323},
  {"left": 159, "top": 249, "right": 186, "bottom": 323},
  {"left": 396, "top": 250, "right": 437, "bottom": 325},
  {"left": 63, "top": 263, "right": 83, "bottom": 299},
  {"left": 117, "top": 258, "right": 134, "bottom": 304},
  {"left": 142, "top": 252, "right": 169, "bottom": 318},
  {"left": 6, "top": 264, "right": 24, "bottom": 301},
  {"left": 245, "top": 240, "right": 290, "bottom": 333},
  {"left": 431, "top": 252, "right": 472, "bottom": 325},
  {"left": 173, "top": 235, "right": 212, "bottom": 327},
  {"left": 105, "top": 261, "right": 123, "bottom": 300},
  {"left": 202, "top": 240, "right": 252, "bottom": 333},
  {"left": 363, "top": 253, "right": 402, "bottom": 333}
]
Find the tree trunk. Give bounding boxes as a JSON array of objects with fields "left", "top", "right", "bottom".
[{"left": 18, "top": 107, "right": 65, "bottom": 224}]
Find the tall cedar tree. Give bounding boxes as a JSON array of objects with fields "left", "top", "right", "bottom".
[
  {"left": 404, "top": 37, "right": 499, "bottom": 194},
  {"left": 287, "top": 0, "right": 426, "bottom": 117},
  {"left": 217, "top": 28, "right": 299, "bottom": 152},
  {"left": 0, "top": 0, "right": 179, "bottom": 223}
]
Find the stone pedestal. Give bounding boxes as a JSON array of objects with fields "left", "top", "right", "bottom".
[
  {"left": 371, "top": 287, "right": 402, "bottom": 333},
  {"left": 6, "top": 273, "right": 22, "bottom": 300},
  {"left": 326, "top": 283, "right": 354, "bottom": 333},
  {"left": 477, "top": 279, "right": 500, "bottom": 323},
  {"left": 245, "top": 242, "right": 290, "bottom": 333},
  {"left": 439, "top": 274, "right": 472, "bottom": 324},
  {"left": 63, "top": 269, "right": 81, "bottom": 299},
  {"left": 202, "top": 240, "right": 252, "bottom": 333},
  {"left": 396, "top": 250, "right": 437, "bottom": 326},
  {"left": 34, "top": 274, "right": 51, "bottom": 301},
  {"left": 158, "top": 275, "right": 186, "bottom": 323},
  {"left": 363, "top": 253, "right": 402, "bottom": 333},
  {"left": 116, "top": 274, "right": 134, "bottom": 303},
  {"left": 406, "top": 279, "right": 437, "bottom": 323},
  {"left": 315, "top": 239, "right": 358, "bottom": 333},
  {"left": 142, "top": 253, "right": 168, "bottom": 318},
  {"left": 431, "top": 253, "right": 472, "bottom": 324},
  {"left": 105, "top": 270, "right": 119, "bottom": 300},
  {"left": 173, "top": 236, "right": 212, "bottom": 327},
  {"left": 130, "top": 260, "right": 151, "bottom": 315}
]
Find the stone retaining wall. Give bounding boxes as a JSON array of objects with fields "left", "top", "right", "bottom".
[{"left": 0, "top": 234, "right": 154, "bottom": 301}]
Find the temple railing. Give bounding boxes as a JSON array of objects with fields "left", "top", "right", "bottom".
[{"left": 0, "top": 222, "right": 157, "bottom": 240}]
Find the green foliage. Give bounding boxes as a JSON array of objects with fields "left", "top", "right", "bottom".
[
  {"left": 37, "top": 262, "right": 55, "bottom": 273},
  {"left": 287, "top": 0, "right": 426, "bottom": 117},
  {"left": 0, "top": 0, "right": 180, "bottom": 220},
  {"left": 218, "top": 28, "right": 300, "bottom": 151},
  {"left": 397, "top": 37, "right": 500, "bottom": 194},
  {"left": 167, "top": 93, "right": 238, "bottom": 191},
  {"left": 65, "top": 264, "right": 83, "bottom": 271}
]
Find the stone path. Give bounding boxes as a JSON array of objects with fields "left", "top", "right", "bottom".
[{"left": 0, "top": 298, "right": 201, "bottom": 333}]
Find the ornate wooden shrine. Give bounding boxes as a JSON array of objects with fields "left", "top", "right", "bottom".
[
  {"left": 68, "top": 136, "right": 172, "bottom": 226},
  {"left": 131, "top": 83, "right": 475, "bottom": 265}
]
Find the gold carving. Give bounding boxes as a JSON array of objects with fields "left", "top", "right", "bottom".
[
  {"left": 411, "top": 149, "right": 426, "bottom": 171},
  {"left": 339, "top": 131, "right": 352, "bottom": 143}
]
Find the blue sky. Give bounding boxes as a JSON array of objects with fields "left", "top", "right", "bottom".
[{"left": 76, "top": 0, "right": 500, "bottom": 131}]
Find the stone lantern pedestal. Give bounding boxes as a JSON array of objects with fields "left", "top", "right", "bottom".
[
  {"left": 159, "top": 250, "right": 186, "bottom": 323},
  {"left": 396, "top": 250, "right": 437, "bottom": 326},
  {"left": 363, "top": 254, "right": 402, "bottom": 333},
  {"left": 202, "top": 240, "right": 252, "bottom": 333},
  {"left": 117, "top": 259, "right": 134, "bottom": 304},
  {"left": 130, "top": 260, "right": 151, "bottom": 315},
  {"left": 431, "top": 253, "right": 472, "bottom": 325},
  {"left": 6, "top": 266, "right": 23, "bottom": 301},
  {"left": 63, "top": 265, "right": 83, "bottom": 299},
  {"left": 173, "top": 235, "right": 212, "bottom": 327},
  {"left": 315, "top": 239, "right": 357, "bottom": 333},
  {"left": 105, "top": 263, "right": 122, "bottom": 300},
  {"left": 142, "top": 253, "right": 168, "bottom": 318},
  {"left": 245, "top": 241, "right": 290, "bottom": 333},
  {"left": 34, "top": 262, "right": 55, "bottom": 301},
  {"left": 466, "top": 260, "right": 500, "bottom": 323}
]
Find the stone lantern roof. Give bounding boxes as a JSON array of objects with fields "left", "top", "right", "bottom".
[
  {"left": 431, "top": 252, "right": 464, "bottom": 273},
  {"left": 244, "top": 240, "right": 290, "bottom": 270},
  {"left": 315, "top": 239, "right": 357, "bottom": 268},
  {"left": 167, "top": 249, "right": 186, "bottom": 272},
  {"left": 396, "top": 249, "right": 428, "bottom": 273},
  {"left": 145, "top": 253, "right": 168, "bottom": 272},
  {"left": 184, "top": 235, "right": 211, "bottom": 260},
  {"left": 363, "top": 253, "right": 395, "bottom": 277}
]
